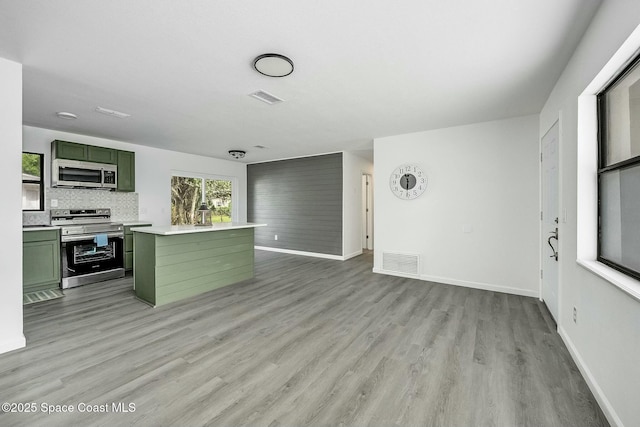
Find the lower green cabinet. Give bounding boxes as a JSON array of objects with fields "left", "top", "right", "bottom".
[
  {"left": 23, "top": 229, "right": 61, "bottom": 293},
  {"left": 134, "top": 228, "right": 255, "bottom": 307},
  {"left": 125, "top": 224, "right": 151, "bottom": 270}
]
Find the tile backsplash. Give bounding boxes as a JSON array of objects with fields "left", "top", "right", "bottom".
[
  {"left": 22, "top": 211, "right": 50, "bottom": 226},
  {"left": 23, "top": 188, "right": 139, "bottom": 225}
]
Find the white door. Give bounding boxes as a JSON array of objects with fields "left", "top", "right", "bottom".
[{"left": 542, "top": 121, "right": 559, "bottom": 323}]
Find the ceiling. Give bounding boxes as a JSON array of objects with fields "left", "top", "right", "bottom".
[{"left": 0, "top": 0, "right": 601, "bottom": 163}]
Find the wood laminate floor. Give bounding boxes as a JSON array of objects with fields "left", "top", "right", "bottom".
[{"left": 1, "top": 250, "right": 608, "bottom": 427}]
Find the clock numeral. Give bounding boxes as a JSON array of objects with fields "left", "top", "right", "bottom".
[{"left": 391, "top": 164, "right": 426, "bottom": 200}]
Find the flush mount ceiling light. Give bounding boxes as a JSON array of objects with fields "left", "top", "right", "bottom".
[
  {"left": 228, "top": 150, "right": 246, "bottom": 160},
  {"left": 56, "top": 111, "right": 77, "bottom": 120},
  {"left": 253, "top": 53, "right": 294, "bottom": 77},
  {"left": 95, "top": 106, "right": 131, "bottom": 118}
]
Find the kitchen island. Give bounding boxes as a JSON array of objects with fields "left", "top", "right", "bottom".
[{"left": 131, "top": 222, "right": 266, "bottom": 306}]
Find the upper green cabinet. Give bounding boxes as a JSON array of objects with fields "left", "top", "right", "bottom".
[
  {"left": 87, "top": 145, "right": 117, "bottom": 164},
  {"left": 52, "top": 140, "right": 87, "bottom": 161},
  {"left": 52, "top": 140, "right": 135, "bottom": 192},
  {"left": 117, "top": 150, "right": 135, "bottom": 192}
]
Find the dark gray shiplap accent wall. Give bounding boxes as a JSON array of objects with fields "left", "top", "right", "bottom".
[{"left": 248, "top": 153, "right": 343, "bottom": 256}]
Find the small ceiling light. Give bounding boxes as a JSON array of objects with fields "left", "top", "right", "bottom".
[
  {"left": 228, "top": 150, "right": 246, "bottom": 160},
  {"left": 56, "top": 112, "right": 77, "bottom": 120},
  {"left": 253, "top": 53, "right": 294, "bottom": 77}
]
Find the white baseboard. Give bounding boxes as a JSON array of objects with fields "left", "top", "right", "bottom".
[
  {"left": 372, "top": 268, "right": 538, "bottom": 298},
  {"left": 558, "top": 326, "right": 623, "bottom": 427},
  {"left": 372, "top": 267, "right": 420, "bottom": 280},
  {"left": 343, "top": 250, "right": 363, "bottom": 260},
  {"left": 0, "top": 334, "right": 26, "bottom": 355},
  {"left": 255, "top": 246, "right": 345, "bottom": 261},
  {"left": 420, "top": 274, "right": 539, "bottom": 298}
]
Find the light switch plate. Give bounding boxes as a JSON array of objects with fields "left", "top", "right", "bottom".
[{"left": 50, "top": 199, "right": 58, "bottom": 208}]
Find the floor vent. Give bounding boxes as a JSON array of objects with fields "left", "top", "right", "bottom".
[
  {"left": 382, "top": 252, "right": 419, "bottom": 275},
  {"left": 23, "top": 289, "right": 64, "bottom": 305}
]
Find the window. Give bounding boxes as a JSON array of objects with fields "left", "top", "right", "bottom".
[
  {"left": 22, "top": 152, "right": 44, "bottom": 211},
  {"left": 171, "top": 174, "right": 233, "bottom": 225},
  {"left": 597, "top": 54, "right": 640, "bottom": 280}
]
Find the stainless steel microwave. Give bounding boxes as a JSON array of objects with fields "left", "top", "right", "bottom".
[{"left": 52, "top": 159, "right": 117, "bottom": 190}]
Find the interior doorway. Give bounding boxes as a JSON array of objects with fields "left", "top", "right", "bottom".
[
  {"left": 362, "top": 174, "right": 373, "bottom": 250},
  {"left": 541, "top": 120, "right": 560, "bottom": 323}
]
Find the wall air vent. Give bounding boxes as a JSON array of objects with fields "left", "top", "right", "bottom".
[
  {"left": 382, "top": 252, "right": 420, "bottom": 276},
  {"left": 249, "top": 90, "right": 284, "bottom": 105}
]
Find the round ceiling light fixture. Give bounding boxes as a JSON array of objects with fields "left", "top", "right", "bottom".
[
  {"left": 253, "top": 53, "right": 294, "bottom": 77},
  {"left": 228, "top": 150, "right": 246, "bottom": 160},
  {"left": 56, "top": 111, "right": 78, "bottom": 120}
]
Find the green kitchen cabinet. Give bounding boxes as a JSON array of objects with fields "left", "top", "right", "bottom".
[
  {"left": 52, "top": 140, "right": 88, "bottom": 161},
  {"left": 52, "top": 140, "right": 136, "bottom": 192},
  {"left": 23, "top": 229, "right": 61, "bottom": 293},
  {"left": 124, "top": 223, "right": 151, "bottom": 270},
  {"left": 133, "top": 227, "right": 255, "bottom": 307},
  {"left": 87, "top": 145, "right": 117, "bottom": 164},
  {"left": 117, "top": 150, "right": 136, "bottom": 192},
  {"left": 52, "top": 139, "right": 118, "bottom": 164}
]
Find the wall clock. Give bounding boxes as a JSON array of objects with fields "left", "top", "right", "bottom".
[{"left": 390, "top": 164, "right": 427, "bottom": 200}]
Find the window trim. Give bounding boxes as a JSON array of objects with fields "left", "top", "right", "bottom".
[
  {"left": 596, "top": 54, "right": 640, "bottom": 282},
  {"left": 576, "top": 23, "right": 640, "bottom": 303},
  {"left": 22, "top": 151, "right": 44, "bottom": 212}
]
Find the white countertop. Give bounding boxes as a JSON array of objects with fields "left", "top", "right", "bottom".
[
  {"left": 122, "top": 220, "right": 153, "bottom": 226},
  {"left": 23, "top": 225, "right": 61, "bottom": 231},
  {"left": 130, "top": 222, "right": 266, "bottom": 236}
]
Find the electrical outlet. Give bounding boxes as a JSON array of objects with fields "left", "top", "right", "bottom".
[
  {"left": 573, "top": 307, "right": 577, "bottom": 323},
  {"left": 274, "top": 234, "right": 278, "bottom": 240},
  {"left": 50, "top": 199, "right": 58, "bottom": 208}
]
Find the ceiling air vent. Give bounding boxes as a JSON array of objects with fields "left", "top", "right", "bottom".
[
  {"left": 249, "top": 90, "right": 284, "bottom": 105},
  {"left": 95, "top": 106, "right": 131, "bottom": 118}
]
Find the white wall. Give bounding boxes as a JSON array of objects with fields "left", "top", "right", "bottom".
[
  {"left": 540, "top": 3, "right": 640, "bottom": 427},
  {"left": 343, "top": 151, "right": 373, "bottom": 259},
  {"left": 22, "top": 126, "right": 247, "bottom": 226},
  {"left": 0, "top": 58, "right": 25, "bottom": 354},
  {"left": 373, "top": 115, "right": 539, "bottom": 297}
]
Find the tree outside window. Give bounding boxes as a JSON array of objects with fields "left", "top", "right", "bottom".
[
  {"left": 206, "top": 179, "right": 232, "bottom": 222},
  {"left": 22, "top": 152, "right": 44, "bottom": 211},
  {"left": 171, "top": 175, "right": 232, "bottom": 225}
]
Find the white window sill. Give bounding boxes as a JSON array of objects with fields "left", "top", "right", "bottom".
[{"left": 577, "top": 259, "right": 640, "bottom": 303}]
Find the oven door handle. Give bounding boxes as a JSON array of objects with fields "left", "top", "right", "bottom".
[{"left": 61, "top": 233, "right": 124, "bottom": 243}]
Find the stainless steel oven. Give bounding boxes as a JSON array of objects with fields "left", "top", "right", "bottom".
[{"left": 51, "top": 208, "right": 125, "bottom": 289}]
